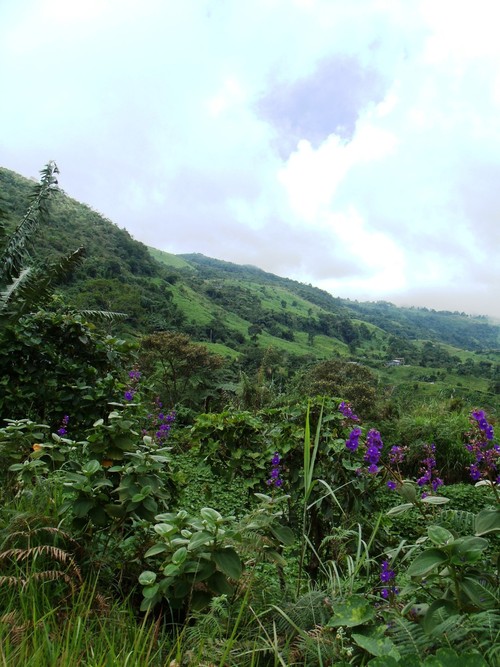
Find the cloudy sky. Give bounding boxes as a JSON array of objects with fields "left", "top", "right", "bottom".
[{"left": 2, "top": 0, "right": 500, "bottom": 317}]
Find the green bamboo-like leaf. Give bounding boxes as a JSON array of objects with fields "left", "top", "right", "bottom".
[
  {"left": 421, "top": 495, "right": 450, "bottom": 505},
  {"left": 386, "top": 503, "right": 414, "bottom": 516}
]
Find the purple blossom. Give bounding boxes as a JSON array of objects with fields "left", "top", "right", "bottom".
[
  {"left": 380, "top": 560, "right": 395, "bottom": 583},
  {"left": 387, "top": 480, "right": 397, "bottom": 490},
  {"left": 338, "top": 401, "right": 359, "bottom": 422},
  {"left": 124, "top": 390, "right": 134, "bottom": 401},
  {"left": 389, "top": 445, "right": 407, "bottom": 465},
  {"left": 466, "top": 409, "right": 499, "bottom": 482},
  {"left": 416, "top": 444, "right": 443, "bottom": 496},
  {"left": 346, "top": 427, "right": 362, "bottom": 451},
  {"left": 364, "top": 429, "right": 383, "bottom": 472},
  {"left": 57, "top": 415, "right": 69, "bottom": 436},
  {"left": 267, "top": 452, "right": 283, "bottom": 488}
]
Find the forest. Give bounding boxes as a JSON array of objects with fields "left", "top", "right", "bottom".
[{"left": 0, "top": 163, "right": 498, "bottom": 665}]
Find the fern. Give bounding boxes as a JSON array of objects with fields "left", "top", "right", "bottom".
[
  {"left": 0, "top": 161, "right": 58, "bottom": 288},
  {"left": 388, "top": 616, "right": 431, "bottom": 658},
  {"left": 438, "top": 508, "right": 476, "bottom": 534}
]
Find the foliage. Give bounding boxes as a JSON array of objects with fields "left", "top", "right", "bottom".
[
  {"left": 140, "top": 494, "right": 293, "bottom": 613},
  {"left": 138, "top": 331, "right": 226, "bottom": 413},
  {"left": 0, "top": 306, "right": 132, "bottom": 431}
]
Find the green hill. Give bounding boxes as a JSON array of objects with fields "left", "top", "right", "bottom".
[{"left": 1, "top": 164, "right": 500, "bottom": 404}]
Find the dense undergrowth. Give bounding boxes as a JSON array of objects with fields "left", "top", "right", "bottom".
[{"left": 0, "top": 164, "right": 499, "bottom": 665}]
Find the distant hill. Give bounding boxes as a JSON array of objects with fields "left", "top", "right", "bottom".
[{"left": 2, "top": 164, "right": 500, "bottom": 403}]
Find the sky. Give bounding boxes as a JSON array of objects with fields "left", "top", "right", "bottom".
[{"left": 2, "top": 0, "right": 500, "bottom": 318}]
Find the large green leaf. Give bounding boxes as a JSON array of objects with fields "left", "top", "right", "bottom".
[
  {"left": 212, "top": 547, "right": 243, "bottom": 580},
  {"left": 407, "top": 548, "right": 447, "bottom": 577},
  {"left": 475, "top": 508, "right": 500, "bottom": 535},
  {"left": 424, "top": 648, "right": 487, "bottom": 666},
  {"left": 328, "top": 595, "right": 375, "bottom": 628},
  {"left": 352, "top": 633, "right": 400, "bottom": 659},
  {"left": 270, "top": 524, "right": 296, "bottom": 546}
]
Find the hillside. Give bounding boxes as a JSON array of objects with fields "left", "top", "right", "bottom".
[{"left": 2, "top": 164, "right": 500, "bottom": 404}]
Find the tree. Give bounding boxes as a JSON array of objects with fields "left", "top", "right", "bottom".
[
  {"left": 138, "top": 332, "right": 225, "bottom": 411},
  {"left": 295, "top": 359, "right": 379, "bottom": 417}
]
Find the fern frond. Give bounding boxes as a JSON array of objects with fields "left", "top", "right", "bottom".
[
  {"left": 0, "top": 268, "right": 32, "bottom": 313},
  {"left": 388, "top": 616, "right": 430, "bottom": 658},
  {"left": 0, "top": 161, "right": 58, "bottom": 286},
  {"left": 0, "top": 575, "right": 26, "bottom": 588},
  {"left": 79, "top": 309, "right": 128, "bottom": 322},
  {"left": 0, "top": 545, "right": 82, "bottom": 581},
  {"left": 438, "top": 509, "right": 476, "bottom": 534}
]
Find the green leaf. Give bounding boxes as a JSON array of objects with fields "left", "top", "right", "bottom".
[
  {"left": 82, "top": 459, "right": 101, "bottom": 475},
  {"left": 328, "top": 595, "right": 376, "bottom": 628},
  {"left": 208, "top": 571, "right": 234, "bottom": 595},
  {"left": 386, "top": 503, "right": 414, "bottom": 516},
  {"left": 399, "top": 480, "right": 418, "bottom": 503},
  {"left": 461, "top": 576, "right": 499, "bottom": 610},
  {"left": 474, "top": 508, "right": 500, "bottom": 535},
  {"left": 144, "top": 543, "right": 167, "bottom": 558},
  {"left": 407, "top": 548, "right": 448, "bottom": 577},
  {"left": 138, "top": 570, "right": 157, "bottom": 586},
  {"left": 423, "top": 647, "right": 488, "bottom": 666},
  {"left": 270, "top": 524, "right": 296, "bottom": 546},
  {"left": 427, "top": 525, "right": 454, "bottom": 545},
  {"left": 154, "top": 523, "right": 176, "bottom": 537},
  {"left": 200, "top": 507, "right": 223, "bottom": 524},
  {"left": 212, "top": 547, "right": 243, "bottom": 580},
  {"left": 423, "top": 599, "right": 459, "bottom": 634},
  {"left": 367, "top": 658, "right": 399, "bottom": 667},
  {"left": 172, "top": 547, "right": 188, "bottom": 565},
  {"left": 142, "top": 583, "right": 160, "bottom": 599},
  {"left": 352, "top": 633, "right": 400, "bottom": 659},
  {"left": 72, "top": 498, "right": 95, "bottom": 517},
  {"left": 421, "top": 495, "right": 450, "bottom": 505},
  {"left": 188, "top": 530, "right": 214, "bottom": 551}
]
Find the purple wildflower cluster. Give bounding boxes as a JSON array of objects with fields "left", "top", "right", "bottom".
[
  {"left": 124, "top": 368, "right": 141, "bottom": 401},
  {"left": 57, "top": 414, "right": 69, "bottom": 436},
  {"left": 267, "top": 452, "right": 283, "bottom": 488},
  {"left": 364, "top": 429, "right": 384, "bottom": 474},
  {"left": 380, "top": 560, "right": 398, "bottom": 599},
  {"left": 345, "top": 427, "right": 384, "bottom": 474},
  {"left": 466, "top": 410, "right": 499, "bottom": 484},
  {"left": 386, "top": 446, "right": 408, "bottom": 489},
  {"left": 346, "top": 427, "right": 362, "bottom": 451},
  {"left": 416, "top": 443, "right": 443, "bottom": 496},
  {"left": 146, "top": 397, "right": 176, "bottom": 445},
  {"left": 338, "top": 401, "right": 359, "bottom": 422}
]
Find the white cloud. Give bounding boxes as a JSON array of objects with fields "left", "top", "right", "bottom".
[{"left": 1, "top": 0, "right": 500, "bottom": 315}]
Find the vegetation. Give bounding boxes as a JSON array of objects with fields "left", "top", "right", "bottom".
[{"left": 0, "top": 164, "right": 498, "bottom": 665}]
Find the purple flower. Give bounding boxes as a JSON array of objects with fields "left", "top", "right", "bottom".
[
  {"left": 57, "top": 415, "right": 69, "bottom": 436},
  {"left": 364, "top": 429, "right": 383, "bottom": 472},
  {"left": 387, "top": 480, "right": 397, "bottom": 490},
  {"left": 466, "top": 409, "right": 499, "bottom": 482},
  {"left": 339, "top": 401, "right": 359, "bottom": 422},
  {"left": 124, "top": 390, "right": 134, "bottom": 401},
  {"left": 346, "top": 427, "right": 362, "bottom": 451},
  {"left": 267, "top": 452, "right": 283, "bottom": 488},
  {"left": 380, "top": 560, "right": 395, "bottom": 583}
]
